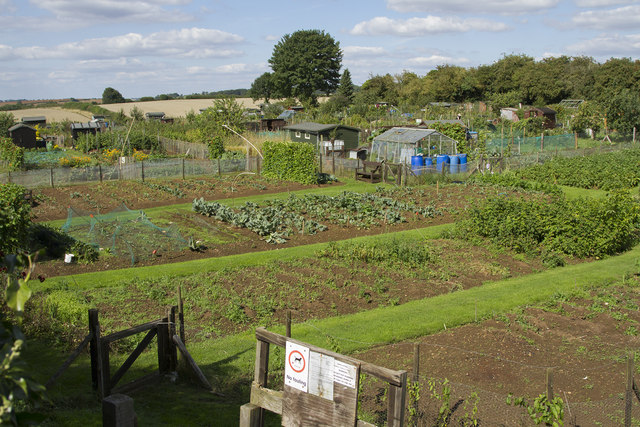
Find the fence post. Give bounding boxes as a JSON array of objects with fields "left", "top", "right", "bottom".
[
  {"left": 217, "top": 158, "right": 222, "bottom": 177},
  {"left": 286, "top": 310, "right": 292, "bottom": 338},
  {"left": 168, "top": 307, "right": 178, "bottom": 371},
  {"left": 546, "top": 367, "right": 553, "bottom": 401},
  {"left": 625, "top": 352, "right": 633, "bottom": 427},
  {"left": 157, "top": 317, "right": 169, "bottom": 374},
  {"left": 255, "top": 339, "right": 270, "bottom": 426},
  {"left": 387, "top": 371, "right": 407, "bottom": 427},
  {"left": 99, "top": 164, "right": 103, "bottom": 183},
  {"left": 141, "top": 161, "right": 145, "bottom": 183},
  {"left": 177, "top": 286, "right": 185, "bottom": 344},
  {"left": 7, "top": 171, "right": 10, "bottom": 183},
  {"left": 100, "top": 341, "right": 111, "bottom": 397},
  {"left": 412, "top": 343, "right": 420, "bottom": 418},
  {"left": 182, "top": 158, "right": 185, "bottom": 180},
  {"left": 50, "top": 168, "right": 54, "bottom": 188},
  {"left": 574, "top": 132, "right": 578, "bottom": 150},
  {"left": 89, "top": 309, "right": 101, "bottom": 391}
]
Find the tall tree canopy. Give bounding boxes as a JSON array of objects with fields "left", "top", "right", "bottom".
[
  {"left": 268, "top": 30, "right": 342, "bottom": 106},
  {"left": 102, "top": 87, "right": 125, "bottom": 104},
  {"left": 337, "top": 69, "right": 355, "bottom": 102},
  {"left": 249, "top": 72, "right": 275, "bottom": 103}
]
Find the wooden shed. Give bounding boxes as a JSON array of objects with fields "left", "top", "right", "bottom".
[
  {"left": 283, "top": 122, "right": 361, "bottom": 155},
  {"left": 524, "top": 107, "right": 557, "bottom": 129},
  {"left": 71, "top": 122, "right": 102, "bottom": 140},
  {"left": 21, "top": 116, "right": 46, "bottom": 127},
  {"left": 9, "top": 124, "right": 42, "bottom": 149}
]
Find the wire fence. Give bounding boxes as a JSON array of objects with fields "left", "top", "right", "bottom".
[
  {"left": 0, "top": 158, "right": 249, "bottom": 189},
  {"left": 485, "top": 133, "right": 577, "bottom": 155}
]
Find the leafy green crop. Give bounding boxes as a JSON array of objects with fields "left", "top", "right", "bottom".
[{"left": 262, "top": 140, "right": 318, "bottom": 184}]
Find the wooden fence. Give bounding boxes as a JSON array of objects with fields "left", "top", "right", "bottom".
[{"left": 240, "top": 327, "right": 407, "bottom": 427}]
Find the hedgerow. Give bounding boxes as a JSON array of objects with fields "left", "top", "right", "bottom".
[
  {"left": 0, "top": 137, "right": 25, "bottom": 170},
  {"left": 262, "top": 140, "right": 317, "bottom": 184},
  {"left": 0, "top": 183, "right": 32, "bottom": 253}
]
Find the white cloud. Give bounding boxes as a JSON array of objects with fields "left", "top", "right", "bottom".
[
  {"left": 574, "top": 0, "right": 635, "bottom": 7},
  {"left": 387, "top": 0, "right": 560, "bottom": 14},
  {"left": 566, "top": 33, "right": 640, "bottom": 55},
  {"left": 572, "top": 5, "right": 640, "bottom": 29},
  {"left": 264, "top": 35, "right": 279, "bottom": 41},
  {"left": 31, "top": 0, "right": 193, "bottom": 23},
  {"left": 3, "top": 28, "right": 244, "bottom": 61},
  {"left": 214, "top": 63, "right": 250, "bottom": 73},
  {"left": 351, "top": 16, "right": 509, "bottom": 36},
  {"left": 0, "top": 0, "right": 16, "bottom": 13},
  {"left": 343, "top": 46, "right": 387, "bottom": 57},
  {"left": 406, "top": 55, "right": 469, "bottom": 66}
]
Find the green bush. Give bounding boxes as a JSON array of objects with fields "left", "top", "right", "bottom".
[
  {"left": 0, "top": 137, "right": 25, "bottom": 170},
  {"left": 44, "top": 291, "right": 90, "bottom": 326},
  {"left": 262, "top": 140, "right": 317, "bottom": 184},
  {"left": 0, "top": 183, "right": 32, "bottom": 253},
  {"left": 460, "top": 191, "right": 640, "bottom": 258}
]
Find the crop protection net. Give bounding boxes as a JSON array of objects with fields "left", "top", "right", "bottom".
[{"left": 61, "top": 204, "right": 187, "bottom": 265}]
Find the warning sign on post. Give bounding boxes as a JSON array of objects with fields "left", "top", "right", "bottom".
[{"left": 285, "top": 341, "right": 309, "bottom": 392}]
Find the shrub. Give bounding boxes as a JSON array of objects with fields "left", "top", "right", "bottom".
[
  {"left": 262, "top": 140, "right": 317, "bottom": 184},
  {"left": 0, "top": 137, "right": 25, "bottom": 170},
  {"left": 0, "top": 184, "right": 32, "bottom": 253}
]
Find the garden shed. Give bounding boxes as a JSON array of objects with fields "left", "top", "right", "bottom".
[
  {"left": 9, "top": 124, "right": 42, "bottom": 149},
  {"left": 284, "top": 122, "right": 361, "bottom": 155},
  {"left": 21, "top": 116, "right": 46, "bottom": 127},
  {"left": 370, "top": 127, "right": 458, "bottom": 164},
  {"left": 524, "top": 107, "right": 557, "bottom": 129},
  {"left": 145, "top": 112, "right": 165, "bottom": 120},
  {"left": 71, "top": 122, "right": 102, "bottom": 140}
]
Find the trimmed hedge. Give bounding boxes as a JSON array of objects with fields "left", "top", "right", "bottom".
[{"left": 262, "top": 140, "right": 317, "bottom": 184}]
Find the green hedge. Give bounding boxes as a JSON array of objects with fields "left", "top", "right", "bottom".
[
  {"left": 0, "top": 137, "right": 24, "bottom": 170},
  {"left": 0, "top": 183, "right": 32, "bottom": 253},
  {"left": 262, "top": 140, "right": 317, "bottom": 184}
]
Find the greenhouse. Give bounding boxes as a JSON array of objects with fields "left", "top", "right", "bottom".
[{"left": 370, "top": 127, "right": 459, "bottom": 163}]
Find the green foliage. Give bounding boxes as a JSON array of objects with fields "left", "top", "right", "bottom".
[
  {"left": 0, "top": 253, "right": 48, "bottom": 425},
  {"left": 337, "top": 69, "right": 355, "bottom": 103},
  {"left": 44, "top": 291, "right": 89, "bottom": 325},
  {"left": 466, "top": 171, "right": 563, "bottom": 196},
  {"left": 248, "top": 72, "right": 275, "bottom": 103},
  {"left": 507, "top": 393, "right": 564, "bottom": 426},
  {"left": 102, "top": 87, "right": 125, "bottom": 104},
  {"left": 461, "top": 191, "right": 640, "bottom": 258},
  {"left": 0, "top": 184, "right": 31, "bottom": 254},
  {"left": 262, "top": 140, "right": 318, "bottom": 184},
  {"left": 0, "top": 112, "right": 15, "bottom": 138},
  {"left": 130, "top": 106, "right": 144, "bottom": 121},
  {"left": 431, "top": 122, "right": 467, "bottom": 153},
  {"left": 268, "top": 30, "right": 342, "bottom": 105},
  {"left": 516, "top": 149, "right": 640, "bottom": 190},
  {"left": 0, "top": 137, "right": 25, "bottom": 171},
  {"left": 207, "top": 136, "right": 225, "bottom": 159},
  {"left": 318, "top": 238, "right": 436, "bottom": 268}
]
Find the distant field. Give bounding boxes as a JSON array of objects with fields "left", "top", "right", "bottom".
[
  {"left": 100, "top": 98, "right": 264, "bottom": 118},
  {"left": 9, "top": 108, "right": 92, "bottom": 123}
]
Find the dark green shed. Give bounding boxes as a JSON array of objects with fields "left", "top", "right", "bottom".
[{"left": 283, "top": 122, "right": 361, "bottom": 155}]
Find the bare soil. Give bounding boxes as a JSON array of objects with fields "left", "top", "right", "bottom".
[{"left": 355, "top": 279, "right": 640, "bottom": 426}]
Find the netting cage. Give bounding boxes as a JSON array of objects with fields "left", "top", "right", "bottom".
[{"left": 61, "top": 203, "right": 187, "bottom": 265}]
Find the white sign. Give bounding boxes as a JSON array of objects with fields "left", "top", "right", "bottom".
[
  {"left": 285, "top": 341, "right": 309, "bottom": 392},
  {"left": 334, "top": 360, "right": 358, "bottom": 388},
  {"left": 309, "top": 352, "right": 334, "bottom": 400}
]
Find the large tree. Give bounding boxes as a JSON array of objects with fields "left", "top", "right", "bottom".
[
  {"left": 268, "top": 30, "right": 342, "bottom": 106},
  {"left": 102, "top": 87, "right": 125, "bottom": 104},
  {"left": 337, "top": 69, "right": 355, "bottom": 103},
  {"left": 249, "top": 72, "right": 275, "bottom": 103}
]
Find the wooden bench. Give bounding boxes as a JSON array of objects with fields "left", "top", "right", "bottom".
[{"left": 355, "top": 160, "right": 384, "bottom": 183}]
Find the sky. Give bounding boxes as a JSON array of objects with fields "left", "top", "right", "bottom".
[{"left": 1, "top": 0, "right": 639, "bottom": 101}]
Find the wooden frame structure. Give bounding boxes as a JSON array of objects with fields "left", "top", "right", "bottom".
[
  {"left": 355, "top": 160, "right": 384, "bottom": 184},
  {"left": 240, "top": 327, "right": 407, "bottom": 426}
]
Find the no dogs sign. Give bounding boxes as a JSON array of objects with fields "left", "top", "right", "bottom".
[{"left": 285, "top": 341, "right": 309, "bottom": 392}]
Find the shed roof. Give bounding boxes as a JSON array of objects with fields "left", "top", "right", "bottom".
[
  {"left": 145, "top": 112, "right": 165, "bottom": 117},
  {"left": 373, "top": 127, "right": 454, "bottom": 145},
  {"left": 284, "top": 121, "right": 359, "bottom": 133},
  {"left": 71, "top": 122, "right": 101, "bottom": 130},
  {"left": 9, "top": 123, "right": 35, "bottom": 132},
  {"left": 21, "top": 116, "right": 46, "bottom": 122}
]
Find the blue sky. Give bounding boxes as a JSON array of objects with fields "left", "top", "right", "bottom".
[{"left": 1, "top": 0, "right": 639, "bottom": 100}]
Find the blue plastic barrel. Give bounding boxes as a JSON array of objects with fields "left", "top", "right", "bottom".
[
  {"left": 424, "top": 157, "right": 433, "bottom": 173},
  {"left": 450, "top": 154, "right": 460, "bottom": 174},
  {"left": 411, "top": 155, "right": 424, "bottom": 175},
  {"left": 459, "top": 153, "right": 467, "bottom": 172},
  {"left": 436, "top": 154, "right": 449, "bottom": 172}
]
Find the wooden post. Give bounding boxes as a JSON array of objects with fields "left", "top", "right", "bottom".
[
  {"left": 217, "top": 158, "right": 222, "bottom": 177},
  {"left": 240, "top": 403, "right": 262, "bottom": 427},
  {"left": 50, "top": 168, "right": 54, "bottom": 188},
  {"left": 182, "top": 158, "right": 185, "bottom": 180},
  {"left": 625, "top": 352, "right": 633, "bottom": 427},
  {"left": 141, "top": 160, "right": 145, "bottom": 183},
  {"left": 102, "top": 393, "right": 136, "bottom": 427},
  {"left": 255, "top": 339, "right": 270, "bottom": 426},
  {"left": 540, "top": 134, "right": 544, "bottom": 152},
  {"left": 286, "top": 311, "right": 291, "bottom": 338},
  {"left": 100, "top": 341, "right": 111, "bottom": 397},
  {"left": 332, "top": 151, "right": 335, "bottom": 175},
  {"left": 89, "top": 309, "right": 101, "bottom": 390},
  {"left": 387, "top": 371, "right": 407, "bottom": 427},
  {"left": 319, "top": 153, "right": 323, "bottom": 174},
  {"left": 574, "top": 132, "right": 578, "bottom": 150},
  {"left": 157, "top": 317, "right": 169, "bottom": 374},
  {"left": 412, "top": 343, "right": 420, "bottom": 383},
  {"left": 256, "top": 156, "right": 261, "bottom": 176},
  {"left": 178, "top": 286, "right": 185, "bottom": 344},
  {"left": 7, "top": 171, "right": 10, "bottom": 184},
  {"left": 168, "top": 307, "right": 177, "bottom": 371},
  {"left": 546, "top": 368, "right": 553, "bottom": 401}
]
